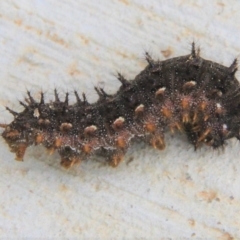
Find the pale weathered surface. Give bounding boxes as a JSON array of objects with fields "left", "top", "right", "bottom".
[{"left": 0, "top": 0, "right": 240, "bottom": 239}]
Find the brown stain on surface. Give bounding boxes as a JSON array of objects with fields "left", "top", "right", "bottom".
[
  {"left": 188, "top": 219, "right": 195, "bottom": 227},
  {"left": 115, "top": 50, "right": 129, "bottom": 59},
  {"left": 14, "top": 19, "right": 23, "bottom": 26},
  {"left": 220, "top": 232, "right": 234, "bottom": 240},
  {"left": 59, "top": 184, "right": 69, "bottom": 192},
  {"left": 46, "top": 32, "right": 68, "bottom": 47},
  {"left": 68, "top": 62, "right": 82, "bottom": 76},
  {"left": 24, "top": 25, "right": 43, "bottom": 36},
  {"left": 197, "top": 190, "right": 217, "bottom": 203},
  {"left": 118, "top": 0, "right": 129, "bottom": 5},
  {"left": 2, "top": 14, "right": 42, "bottom": 36},
  {"left": 217, "top": 2, "right": 225, "bottom": 7},
  {"left": 78, "top": 34, "right": 90, "bottom": 45},
  {"left": 161, "top": 47, "right": 173, "bottom": 58}
]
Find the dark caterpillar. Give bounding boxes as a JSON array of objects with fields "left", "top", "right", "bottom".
[{"left": 1, "top": 43, "right": 240, "bottom": 168}]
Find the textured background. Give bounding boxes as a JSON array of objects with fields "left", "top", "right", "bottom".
[{"left": 0, "top": 0, "right": 240, "bottom": 239}]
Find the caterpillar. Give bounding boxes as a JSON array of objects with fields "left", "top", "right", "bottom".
[{"left": 1, "top": 43, "right": 240, "bottom": 169}]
